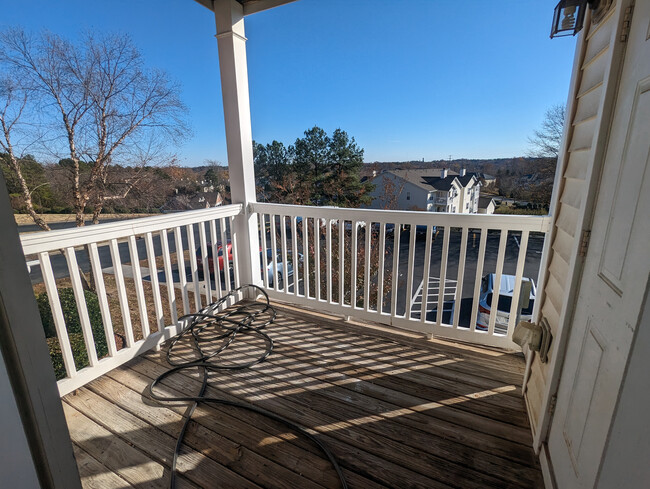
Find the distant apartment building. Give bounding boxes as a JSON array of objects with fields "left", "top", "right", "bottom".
[
  {"left": 478, "top": 196, "right": 496, "bottom": 214},
  {"left": 367, "top": 168, "right": 480, "bottom": 213}
]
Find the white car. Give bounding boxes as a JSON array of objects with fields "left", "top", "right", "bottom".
[
  {"left": 261, "top": 249, "right": 302, "bottom": 287},
  {"left": 476, "top": 274, "right": 536, "bottom": 335}
]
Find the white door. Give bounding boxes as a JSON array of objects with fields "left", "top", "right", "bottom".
[{"left": 548, "top": 3, "right": 650, "bottom": 488}]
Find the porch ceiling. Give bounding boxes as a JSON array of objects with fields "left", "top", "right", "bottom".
[{"left": 193, "top": 0, "right": 299, "bottom": 16}]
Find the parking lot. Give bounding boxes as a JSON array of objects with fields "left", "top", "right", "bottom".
[{"left": 386, "top": 226, "right": 545, "bottom": 327}]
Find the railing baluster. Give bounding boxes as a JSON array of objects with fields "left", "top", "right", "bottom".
[
  {"left": 88, "top": 243, "right": 117, "bottom": 356},
  {"left": 20, "top": 205, "right": 245, "bottom": 394},
  {"left": 488, "top": 230, "right": 509, "bottom": 336},
  {"left": 469, "top": 229, "right": 488, "bottom": 332},
  {"left": 453, "top": 227, "right": 469, "bottom": 329},
  {"left": 198, "top": 223, "right": 212, "bottom": 305},
  {"left": 390, "top": 224, "right": 401, "bottom": 317},
  {"left": 270, "top": 215, "right": 279, "bottom": 292},
  {"left": 436, "top": 226, "right": 451, "bottom": 326},
  {"left": 39, "top": 252, "right": 76, "bottom": 378},
  {"left": 377, "top": 222, "right": 386, "bottom": 314},
  {"left": 405, "top": 225, "right": 417, "bottom": 319},
  {"left": 145, "top": 231, "right": 167, "bottom": 329},
  {"left": 508, "top": 230, "right": 530, "bottom": 336},
  {"left": 291, "top": 215, "right": 299, "bottom": 296},
  {"left": 351, "top": 220, "right": 358, "bottom": 308},
  {"left": 420, "top": 225, "right": 433, "bottom": 323},
  {"left": 174, "top": 226, "right": 190, "bottom": 315},
  {"left": 260, "top": 214, "right": 269, "bottom": 289},
  {"left": 339, "top": 219, "right": 344, "bottom": 305},
  {"left": 281, "top": 215, "right": 289, "bottom": 295},
  {"left": 315, "top": 218, "right": 321, "bottom": 301},
  {"left": 65, "top": 247, "right": 98, "bottom": 366},
  {"left": 186, "top": 225, "right": 202, "bottom": 310},
  {"left": 326, "top": 218, "right": 332, "bottom": 303},
  {"left": 302, "top": 216, "right": 309, "bottom": 299},
  {"left": 160, "top": 230, "right": 178, "bottom": 325},
  {"left": 363, "top": 222, "right": 371, "bottom": 312},
  {"left": 109, "top": 239, "right": 135, "bottom": 347},
  {"left": 209, "top": 221, "right": 223, "bottom": 301},
  {"left": 219, "top": 218, "right": 232, "bottom": 294},
  {"left": 229, "top": 216, "right": 241, "bottom": 290},
  {"left": 127, "top": 236, "right": 150, "bottom": 338}
]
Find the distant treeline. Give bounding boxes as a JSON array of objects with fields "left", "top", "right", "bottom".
[{"left": 0, "top": 153, "right": 228, "bottom": 215}]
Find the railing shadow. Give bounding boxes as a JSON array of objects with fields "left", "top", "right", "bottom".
[{"left": 63, "top": 306, "right": 544, "bottom": 488}]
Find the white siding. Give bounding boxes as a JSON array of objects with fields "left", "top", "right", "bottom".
[{"left": 367, "top": 173, "right": 429, "bottom": 211}]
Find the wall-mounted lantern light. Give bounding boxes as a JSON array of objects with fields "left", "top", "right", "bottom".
[{"left": 550, "top": 0, "right": 600, "bottom": 38}]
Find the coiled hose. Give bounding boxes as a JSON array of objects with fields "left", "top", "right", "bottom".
[{"left": 148, "top": 284, "right": 348, "bottom": 489}]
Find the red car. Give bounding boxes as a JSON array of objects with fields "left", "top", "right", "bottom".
[{"left": 196, "top": 241, "right": 232, "bottom": 275}]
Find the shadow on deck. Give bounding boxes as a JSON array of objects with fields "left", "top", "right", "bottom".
[{"left": 62, "top": 301, "right": 542, "bottom": 489}]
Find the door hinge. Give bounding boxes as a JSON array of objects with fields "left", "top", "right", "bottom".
[
  {"left": 549, "top": 394, "right": 558, "bottom": 417},
  {"left": 579, "top": 229, "right": 591, "bottom": 257},
  {"left": 620, "top": 5, "right": 634, "bottom": 42}
]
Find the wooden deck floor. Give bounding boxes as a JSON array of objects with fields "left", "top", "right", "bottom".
[{"left": 62, "top": 303, "right": 543, "bottom": 489}]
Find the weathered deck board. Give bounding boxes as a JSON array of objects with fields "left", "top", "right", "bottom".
[
  {"left": 63, "top": 303, "right": 543, "bottom": 488},
  {"left": 72, "top": 445, "right": 134, "bottom": 489}
]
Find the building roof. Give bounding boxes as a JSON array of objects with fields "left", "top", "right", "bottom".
[
  {"left": 457, "top": 174, "right": 477, "bottom": 187},
  {"left": 478, "top": 196, "right": 495, "bottom": 209},
  {"left": 476, "top": 172, "right": 496, "bottom": 181},
  {"left": 377, "top": 169, "right": 478, "bottom": 193},
  {"left": 161, "top": 191, "right": 224, "bottom": 212},
  {"left": 422, "top": 175, "right": 459, "bottom": 191}
]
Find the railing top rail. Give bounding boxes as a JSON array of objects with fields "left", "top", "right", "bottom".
[
  {"left": 21, "top": 204, "right": 243, "bottom": 255},
  {"left": 250, "top": 202, "right": 550, "bottom": 233}
]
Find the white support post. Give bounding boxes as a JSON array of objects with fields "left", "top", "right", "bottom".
[
  {"left": 214, "top": 0, "right": 262, "bottom": 294},
  {"left": 0, "top": 172, "right": 82, "bottom": 488}
]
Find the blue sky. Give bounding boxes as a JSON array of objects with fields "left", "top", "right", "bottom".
[{"left": 2, "top": 0, "right": 576, "bottom": 165}]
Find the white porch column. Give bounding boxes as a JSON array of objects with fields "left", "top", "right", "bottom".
[{"left": 213, "top": 0, "right": 262, "bottom": 290}]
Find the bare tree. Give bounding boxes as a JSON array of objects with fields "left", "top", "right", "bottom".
[
  {"left": 0, "top": 28, "right": 189, "bottom": 226},
  {"left": 528, "top": 104, "right": 566, "bottom": 158},
  {"left": 0, "top": 76, "right": 51, "bottom": 229}
]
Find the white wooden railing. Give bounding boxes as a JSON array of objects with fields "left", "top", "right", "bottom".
[
  {"left": 251, "top": 203, "right": 551, "bottom": 349},
  {"left": 21, "top": 205, "right": 243, "bottom": 396},
  {"left": 21, "top": 203, "right": 550, "bottom": 394}
]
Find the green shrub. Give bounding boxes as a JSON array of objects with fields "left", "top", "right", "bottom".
[{"left": 36, "top": 288, "right": 109, "bottom": 380}]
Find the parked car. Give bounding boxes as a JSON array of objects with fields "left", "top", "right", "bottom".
[
  {"left": 196, "top": 241, "right": 232, "bottom": 276},
  {"left": 261, "top": 249, "right": 302, "bottom": 287},
  {"left": 476, "top": 273, "right": 536, "bottom": 335}
]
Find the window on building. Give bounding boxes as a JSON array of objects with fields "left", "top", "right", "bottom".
[{"left": 406, "top": 192, "right": 410, "bottom": 200}]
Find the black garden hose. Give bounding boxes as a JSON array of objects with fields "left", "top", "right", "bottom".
[{"left": 148, "top": 284, "right": 348, "bottom": 489}]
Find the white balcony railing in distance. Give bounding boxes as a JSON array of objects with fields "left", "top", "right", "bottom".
[
  {"left": 21, "top": 204, "right": 243, "bottom": 396},
  {"left": 251, "top": 203, "right": 551, "bottom": 349}
]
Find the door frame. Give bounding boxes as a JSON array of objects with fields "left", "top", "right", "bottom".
[{"left": 0, "top": 174, "right": 82, "bottom": 486}]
